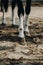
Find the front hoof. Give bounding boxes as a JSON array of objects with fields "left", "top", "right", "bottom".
[
  {"left": 18, "top": 37, "right": 26, "bottom": 45},
  {"left": 0, "top": 23, "right": 6, "bottom": 26},
  {"left": 24, "top": 31, "right": 31, "bottom": 37}
]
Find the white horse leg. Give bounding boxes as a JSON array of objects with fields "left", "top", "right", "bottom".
[
  {"left": 2, "top": 8, "right": 6, "bottom": 25},
  {"left": 12, "top": 10, "right": 16, "bottom": 25},
  {"left": 24, "top": 14, "right": 30, "bottom": 36},
  {"left": 18, "top": 14, "right": 24, "bottom": 38}
]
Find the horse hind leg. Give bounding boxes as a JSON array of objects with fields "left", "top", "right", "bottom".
[
  {"left": 1, "top": 7, "right": 6, "bottom": 26},
  {"left": 24, "top": 0, "right": 31, "bottom": 37},
  {"left": 11, "top": 9, "right": 16, "bottom": 27},
  {"left": 11, "top": 9, "right": 18, "bottom": 28},
  {"left": 24, "top": 15, "right": 31, "bottom": 37},
  {"left": 11, "top": 0, "right": 17, "bottom": 27}
]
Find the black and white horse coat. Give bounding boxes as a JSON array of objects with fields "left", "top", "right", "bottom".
[
  {"left": 11, "top": 0, "right": 31, "bottom": 39},
  {"left": 11, "top": 0, "right": 31, "bottom": 16}
]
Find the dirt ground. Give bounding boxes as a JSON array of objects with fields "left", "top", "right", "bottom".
[{"left": 0, "top": 6, "right": 43, "bottom": 65}]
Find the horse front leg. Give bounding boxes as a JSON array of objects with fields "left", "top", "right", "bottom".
[
  {"left": 1, "top": 0, "right": 8, "bottom": 26},
  {"left": 24, "top": 15, "right": 31, "bottom": 36},
  {"left": 17, "top": 0, "right": 26, "bottom": 45},
  {"left": 18, "top": 14, "right": 26, "bottom": 45},
  {"left": 24, "top": 0, "right": 31, "bottom": 37}
]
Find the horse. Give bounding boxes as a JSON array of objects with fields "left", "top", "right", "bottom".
[
  {"left": 0, "top": 0, "right": 9, "bottom": 26},
  {"left": 11, "top": 0, "right": 31, "bottom": 44}
]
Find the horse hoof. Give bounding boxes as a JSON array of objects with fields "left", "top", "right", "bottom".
[
  {"left": 0, "top": 23, "right": 6, "bottom": 26},
  {"left": 11, "top": 24, "right": 18, "bottom": 28},
  {"left": 18, "top": 37, "right": 26, "bottom": 45},
  {"left": 24, "top": 31, "right": 34, "bottom": 42},
  {"left": 24, "top": 31, "right": 31, "bottom": 37}
]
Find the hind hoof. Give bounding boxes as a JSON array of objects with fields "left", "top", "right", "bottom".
[{"left": 24, "top": 31, "right": 31, "bottom": 37}]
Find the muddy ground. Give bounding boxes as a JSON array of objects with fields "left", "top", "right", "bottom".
[{"left": 0, "top": 6, "right": 43, "bottom": 65}]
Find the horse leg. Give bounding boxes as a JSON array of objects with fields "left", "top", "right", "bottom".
[
  {"left": 0, "top": 0, "right": 6, "bottom": 26},
  {"left": 1, "top": 0, "right": 8, "bottom": 26},
  {"left": 11, "top": 8, "right": 17, "bottom": 27},
  {"left": 2, "top": 7, "right": 6, "bottom": 26},
  {"left": 11, "top": 0, "right": 16, "bottom": 27},
  {"left": 17, "top": 0, "right": 26, "bottom": 44},
  {"left": 24, "top": 0, "right": 31, "bottom": 36},
  {"left": 12, "top": 10, "right": 15, "bottom": 25},
  {"left": 19, "top": 14, "right": 24, "bottom": 38},
  {"left": 17, "top": 0, "right": 24, "bottom": 38},
  {"left": 24, "top": 0, "right": 37, "bottom": 44}
]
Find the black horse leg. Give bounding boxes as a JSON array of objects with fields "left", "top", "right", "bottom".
[
  {"left": 11, "top": 0, "right": 17, "bottom": 27},
  {"left": 25, "top": 0, "right": 31, "bottom": 15}
]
